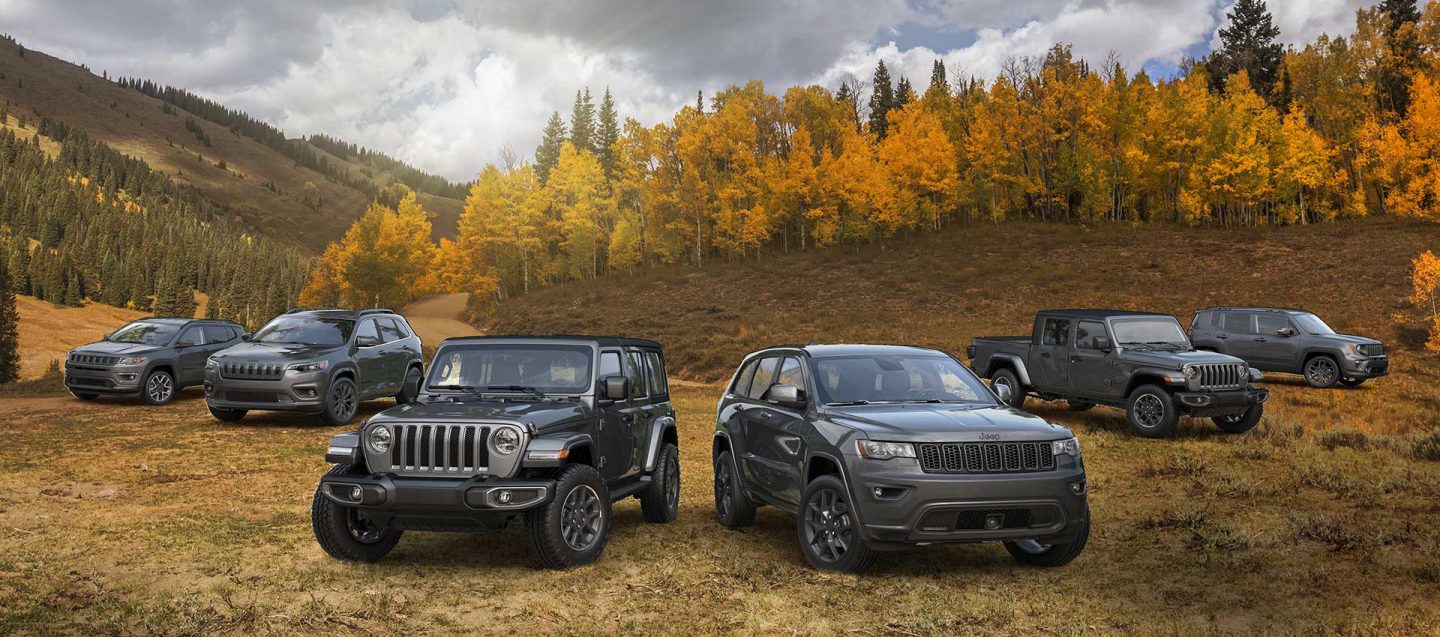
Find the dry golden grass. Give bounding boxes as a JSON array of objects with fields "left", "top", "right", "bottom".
[
  {"left": 0, "top": 385, "right": 1437, "bottom": 635},
  {"left": 14, "top": 294, "right": 147, "bottom": 379}
]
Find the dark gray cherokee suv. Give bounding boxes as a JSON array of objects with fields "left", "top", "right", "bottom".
[
  {"left": 1189, "top": 307, "right": 1388, "bottom": 388},
  {"left": 65, "top": 318, "right": 244, "bottom": 404},
  {"left": 204, "top": 308, "right": 424, "bottom": 424},
  {"left": 713, "top": 344, "right": 1089, "bottom": 574}
]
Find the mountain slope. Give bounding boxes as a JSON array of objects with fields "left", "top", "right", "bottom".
[{"left": 0, "top": 37, "right": 461, "bottom": 253}]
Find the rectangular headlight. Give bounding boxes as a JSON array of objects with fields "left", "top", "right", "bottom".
[
  {"left": 1052, "top": 437, "right": 1080, "bottom": 457},
  {"left": 857, "top": 440, "right": 916, "bottom": 460},
  {"left": 286, "top": 361, "right": 328, "bottom": 374}
]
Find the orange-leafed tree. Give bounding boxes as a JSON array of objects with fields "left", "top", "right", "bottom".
[
  {"left": 299, "top": 186, "right": 436, "bottom": 309},
  {"left": 878, "top": 102, "right": 957, "bottom": 232},
  {"left": 1411, "top": 249, "right": 1440, "bottom": 351}
]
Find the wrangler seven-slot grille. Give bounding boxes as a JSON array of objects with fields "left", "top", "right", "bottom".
[
  {"left": 1195, "top": 363, "right": 1247, "bottom": 391},
  {"left": 220, "top": 361, "right": 286, "bottom": 380},
  {"left": 389, "top": 424, "right": 491, "bottom": 473},
  {"left": 917, "top": 441, "right": 1056, "bottom": 474}
]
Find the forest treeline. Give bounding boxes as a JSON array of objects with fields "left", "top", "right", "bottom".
[
  {"left": 302, "top": 0, "right": 1440, "bottom": 315},
  {"left": 0, "top": 112, "right": 309, "bottom": 325}
]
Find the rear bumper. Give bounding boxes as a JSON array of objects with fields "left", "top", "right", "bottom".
[
  {"left": 317, "top": 473, "right": 555, "bottom": 531},
  {"left": 1342, "top": 355, "right": 1388, "bottom": 379},
  {"left": 64, "top": 364, "right": 145, "bottom": 395},
  {"left": 204, "top": 369, "right": 328, "bottom": 412},
  {"left": 847, "top": 458, "right": 1089, "bottom": 548},
  {"left": 1174, "top": 387, "right": 1267, "bottom": 417}
]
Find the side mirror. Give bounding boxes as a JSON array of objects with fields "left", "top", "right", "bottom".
[
  {"left": 600, "top": 375, "right": 630, "bottom": 401},
  {"left": 1094, "top": 336, "right": 1112, "bottom": 352},
  {"left": 240, "top": 333, "right": 252, "bottom": 341},
  {"left": 765, "top": 383, "right": 806, "bottom": 408},
  {"left": 994, "top": 382, "right": 1014, "bottom": 404},
  {"left": 1277, "top": 327, "right": 1295, "bottom": 337},
  {"left": 177, "top": 339, "right": 197, "bottom": 348},
  {"left": 355, "top": 335, "right": 380, "bottom": 348}
]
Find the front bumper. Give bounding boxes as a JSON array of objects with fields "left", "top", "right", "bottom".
[
  {"left": 1174, "top": 387, "right": 1267, "bottom": 417},
  {"left": 845, "top": 456, "right": 1088, "bottom": 548},
  {"left": 317, "top": 472, "right": 554, "bottom": 531},
  {"left": 1342, "top": 355, "right": 1389, "bottom": 379},
  {"left": 204, "top": 368, "right": 329, "bottom": 412},
  {"left": 64, "top": 363, "right": 145, "bottom": 395}
]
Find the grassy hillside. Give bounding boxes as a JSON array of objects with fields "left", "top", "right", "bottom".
[
  {"left": 488, "top": 217, "right": 1440, "bottom": 434},
  {"left": 14, "top": 294, "right": 147, "bottom": 379},
  {"left": 0, "top": 38, "right": 460, "bottom": 252}
]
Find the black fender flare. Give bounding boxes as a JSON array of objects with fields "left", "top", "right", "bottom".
[
  {"left": 642, "top": 415, "right": 679, "bottom": 472},
  {"left": 989, "top": 353, "right": 1033, "bottom": 386},
  {"left": 522, "top": 432, "right": 595, "bottom": 468},
  {"left": 803, "top": 450, "right": 869, "bottom": 529},
  {"left": 1123, "top": 367, "right": 1185, "bottom": 396}
]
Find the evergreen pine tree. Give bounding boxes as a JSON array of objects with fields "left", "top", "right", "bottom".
[
  {"left": 595, "top": 88, "right": 620, "bottom": 181},
  {"left": 1379, "top": 0, "right": 1422, "bottom": 116},
  {"left": 895, "top": 76, "right": 915, "bottom": 110},
  {"left": 868, "top": 61, "right": 895, "bottom": 138},
  {"left": 1207, "top": 0, "right": 1284, "bottom": 99},
  {"left": 928, "top": 60, "right": 948, "bottom": 96},
  {"left": 535, "top": 111, "right": 567, "bottom": 184},
  {"left": 0, "top": 257, "right": 17, "bottom": 384},
  {"left": 696, "top": 90, "right": 704, "bottom": 114},
  {"left": 7, "top": 236, "right": 28, "bottom": 295},
  {"left": 569, "top": 88, "right": 595, "bottom": 154}
]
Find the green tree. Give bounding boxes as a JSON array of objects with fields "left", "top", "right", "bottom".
[
  {"left": 535, "top": 111, "right": 567, "bottom": 184},
  {"left": 595, "top": 88, "right": 621, "bottom": 181},
  {"left": 869, "top": 61, "right": 895, "bottom": 138},
  {"left": 1208, "top": 0, "right": 1285, "bottom": 100},
  {"left": 570, "top": 88, "right": 596, "bottom": 154}
]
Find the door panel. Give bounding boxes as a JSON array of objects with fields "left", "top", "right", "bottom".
[
  {"left": 1069, "top": 321, "right": 1118, "bottom": 397},
  {"left": 738, "top": 357, "right": 781, "bottom": 489},
  {"left": 623, "top": 348, "right": 653, "bottom": 476},
  {"left": 1033, "top": 318, "right": 1072, "bottom": 389},
  {"left": 1253, "top": 314, "right": 1301, "bottom": 371},
  {"left": 353, "top": 319, "right": 385, "bottom": 395},
  {"left": 595, "top": 350, "right": 633, "bottom": 481},
  {"left": 175, "top": 326, "right": 209, "bottom": 385}
]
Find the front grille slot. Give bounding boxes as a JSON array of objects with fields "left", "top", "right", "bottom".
[
  {"left": 1357, "top": 344, "right": 1384, "bottom": 357},
  {"left": 389, "top": 423, "right": 492, "bottom": 473},
  {"left": 917, "top": 441, "right": 1056, "bottom": 474},
  {"left": 1196, "top": 363, "right": 1246, "bottom": 391},
  {"left": 955, "top": 508, "right": 1032, "bottom": 530},
  {"left": 224, "top": 390, "right": 279, "bottom": 403},
  {"left": 220, "top": 362, "right": 286, "bottom": 380},
  {"left": 70, "top": 354, "right": 119, "bottom": 366}
]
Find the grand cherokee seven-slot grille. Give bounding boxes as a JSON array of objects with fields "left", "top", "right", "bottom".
[
  {"left": 389, "top": 424, "right": 491, "bottom": 473},
  {"left": 220, "top": 361, "right": 286, "bottom": 380},
  {"left": 917, "top": 441, "right": 1056, "bottom": 474},
  {"left": 1195, "top": 363, "right": 1247, "bottom": 391},
  {"left": 70, "top": 353, "right": 119, "bottom": 366}
]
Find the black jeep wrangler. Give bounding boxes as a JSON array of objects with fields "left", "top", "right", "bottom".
[{"left": 312, "top": 336, "right": 680, "bottom": 568}]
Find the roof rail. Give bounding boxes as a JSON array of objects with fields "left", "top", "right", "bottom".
[
  {"left": 285, "top": 306, "right": 342, "bottom": 314},
  {"left": 357, "top": 308, "right": 395, "bottom": 316}
]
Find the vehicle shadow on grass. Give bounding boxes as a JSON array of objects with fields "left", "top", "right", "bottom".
[
  {"left": 210, "top": 399, "right": 396, "bottom": 429},
  {"left": 1021, "top": 400, "right": 1243, "bottom": 442}
]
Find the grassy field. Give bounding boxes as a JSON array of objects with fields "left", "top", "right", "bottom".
[
  {"left": 14, "top": 294, "right": 147, "bottom": 380},
  {"left": 0, "top": 382, "right": 1437, "bottom": 635}
]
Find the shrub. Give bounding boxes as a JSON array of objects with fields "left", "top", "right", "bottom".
[
  {"left": 1412, "top": 431, "right": 1440, "bottom": 462},
  {"left": 1315, "top": 428, "right": 1369, "bottom": 451}
]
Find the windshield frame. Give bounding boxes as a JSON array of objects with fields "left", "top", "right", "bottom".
[
  {"left": 106, "top": 321, "right": 181, "bottom": 346},
  {"left": 1293, "top": 313, "right": 1335, "bottom": 335},
  {"left": 250, "top": 315, "right": 356, "bottom": 347},
  {"left": 811, "top": 352, "right": 1000, "bottom": 407},
  {"left": 424, "top": 343, "right": 597, "bottom": 396},
  {"left": 1109, "top": 316, "right": 1191, "bottom": 348}
]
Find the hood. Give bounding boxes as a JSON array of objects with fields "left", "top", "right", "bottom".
[
  {"left": 212, "top": 341, "right": 343, "bottom": 360},
  {"left": 371, "top": 398, "right": 589, "bottom": 430},
  {"left": 1315, "top": 333, "right": 1383, "bottom": 347},
  {"left": 823, "top": 403, "right": 1071, "bottom": 442},
  {"left": 1122, "top": 348, "right": 1241, "bottom": 368},
  {"left": 71, "top": 341, "right": 162, "bottom": 356}
]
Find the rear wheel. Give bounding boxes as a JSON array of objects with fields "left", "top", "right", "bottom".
[
  {"left": 525, "top": 464, "right": 612, "bottom": 568},
  {"left": 713, "top": 450, "right": 756, "bottom": 528},
  {"left": 640, "top": 442, "right": 681, "bottom": 523},
  {"left": 991, "top": 368, "right": 1026, "bottom": 409},
  {"left": 140, "top": 369, "right": 175, "bottom": 405},
  {"left": 321, "top": 377, "right": 359, "bottom": 425},
  {"left": 1212, "top": 404, "right": 1263, "bottom": 434},
  {"left": 798, "top": 474, "right": 878, "bottom": 574},
  {"left": 1125, "top": 384, "right": 1178, "bottom": 438},
  {"left": 1303, "top": 355, "right": 1340, "bottom": 388},
  {"left": 1339, "top": 377, "right": 1367, "bottom": 388},
  {"left": 394, "top": 366, "right": 422, "bottom": 404},
  {"left": 208, "top": 406, "right": 247, "bottom": 422},
  {"left": 311, "top": 464, "right": 402, "bottom": 563},
  {"left": 1004, "top": 505, "right": 1090, "bottom": 567}
]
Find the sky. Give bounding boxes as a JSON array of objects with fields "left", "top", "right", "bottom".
[{"left": 0, "top": 0, "right": 1375, "bottom": 182}]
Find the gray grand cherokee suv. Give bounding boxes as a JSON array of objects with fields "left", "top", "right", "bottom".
[
  {"left": 713, "top": 344, "right": 1088, "bottom": 574},
  {"left": 312, "top": 336, "right": 679, "bottom": 568},
  {"left": 204, "top": 308, "right": 423, "bottom": 424},
  {"left": 1189, "top": 307, "right": 1388, "bottom": 388},
  {"left": 65, "top": 318, "right": 244, "bottom": 405}
]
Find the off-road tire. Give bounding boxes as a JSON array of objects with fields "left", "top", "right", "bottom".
[
  {"left": 71, "top": 391, "right": 99, "bottom": 401},
  {"left": 639, "top": 442, "right": 680, "bottom": 523},
  {"left": 208, "top": 406, "right": 247, "bottom": 422},
  {"left": 1004, "top": 505, "right": 1090, "bottom": 567},
  {"left": 394, "top": 366, "right": 423, "bottom": 404},
  {"left": 525, "top": 464, "right": 612, "bottom": 569},
  {"left": 991, "top": 368, "right": 1027, "bottom": 409},
  {"left": 1303, "top": 355, "right": 1340, "bottom": 388},
  {"left": 139, "top": 369, "right": 175, "bottom": 406},
  {"left": 321, "top": 377, "right": 359, "bottom": 426},
  {"left": 798, "top": 474, "right": 879, "bottom": 574},
  {"left": 1339, "top": 377, "right": 1367, "bottom": 388},
  {"left": 311, "top": 464, "right": 402, "bottom": 563},
  {"left": 1067, "top": 400, "right": 1095, "bottom": 411},
  {"left": 713, "top": 450, "right": 756, "bottom": 528},
  {"left": 1212, "top": 404, "right": 1263, "bottom": 434},
  {"left": 1125, "top": 384, "right": 1178, "bottom": 438}
]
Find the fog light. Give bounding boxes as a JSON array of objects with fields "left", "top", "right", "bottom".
[
  {"left": 873, "top": 488, "right": 883, "bottom": 498},
  {"left": 349, "top": 486, "right": 363, "bottom": 501},
  {"left": 1070, "top": 480, "right": 1087, "bottom": 495},
  {"left": 497, "top": 490, "right": 512, "bottom": 504}
]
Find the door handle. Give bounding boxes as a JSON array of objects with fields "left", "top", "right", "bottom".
[
  {"left": 757, "top": 411, "right": 774, "bottom": 419},
  {"left": 1254, "top": 337, "right": 1267, "bottom": 342},
  {"left": 1069, "top": 356, "right": 1082, "bottom": 363},
  {"left": 777, "top": 435, "right": 802, "bottom": 456},
  {"left": 1039, "top": 352, "right": 1051, "bottom": 359},
  {"left": 1217, "top": 334, "right": 1229, "bottom": 340}
]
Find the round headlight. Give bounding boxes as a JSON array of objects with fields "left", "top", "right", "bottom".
[
  {"left": 492, "top": 427, "right": 520, "bottom": 455},
  {"left": 1182, "top": 364, "right": 1200, "bottom": 379},
  {"left": 367, "top": 425, "right": 392, "bottom": 454}
]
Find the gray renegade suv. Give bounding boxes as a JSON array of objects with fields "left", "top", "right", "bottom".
[
  {"left": 204, "top": 308, "right": 423, "bottom": 424},
  {"left": 312, "top": 336, "right": 679, "bottom": 568},
  {"left": 713, "top": 344, "right": 1088, "bottom": 574},
  {"left": 65, "top": 318, "right": 245, "bottom": 405},
  {"left": 1189, "top": 307, "right": 1388, "bottom": 388}
]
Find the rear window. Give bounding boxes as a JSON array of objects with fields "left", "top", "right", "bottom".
[
  {"left": 732, "top": 359, "right": 759, "bottom": 396},
  {"left": 748, "top": 357, "right": 780, "bottom": 400},
  {"left": 1222, "top": 313, "right": 1253, "bottom": 333},
  {"left": 203, "top": 325, "right": 235, "bottom": 343},
  {"left": 645, "top": 350, "right": 667, "bottom": 397}
]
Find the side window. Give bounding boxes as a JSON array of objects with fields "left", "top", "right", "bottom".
[
  {"left": 203, "top": 325, "right": 232, "bottom": 343},
  {"left": 645, "top": 350, "right": 667, "bottom": 397},
  {"left": 390, "top": 317, "right": 412, "bottom": 338},
  {"left": 1042, "top": 318, "right": 1072, "bottom": 346},
  {"left": 377, "top": 318, "right": 405, "bottom": 342},
  {"left": 748, "top": 357, "right": 780, "bottom": 400},
  {"left": 624, "top": 350, "right": 647, "bottom": 399},
  {"left": 356, "top": 319, "right": 380, "bottom": 344},
  {"left": 1075, "top": 321, "right": 1107, "bottom": 350},
  {"left": 1256, "top": 314, "right": 1291, "bottom": 335},
  {"left": 1207, "top": 312, "right": 1221, "bottom": 328},
  {"left": 598, "top": 351, "right": 622, "bottom": 381},
  {"left": 732, "top": 359, "right": 759, "bottom": 396},
  {"left": 179, "top": 326, "right": 205, "bottom": 346},
  {"left": 1222, "top": 313, "right": 1254, "bottom": 334},
  {"left": 774, "top": 357, "right": 805, "bottom": 400}
]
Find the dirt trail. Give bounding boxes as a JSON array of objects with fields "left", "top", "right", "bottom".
[{"left": 401, "top": 293, "right": 480, "bottom": 345}]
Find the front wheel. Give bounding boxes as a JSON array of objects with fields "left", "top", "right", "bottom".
[
  {"left": 1212, "top": 404, "right": 1262, "bottom": 434},
  {"left": 311, "top": 464, "right": 402, "bottom": 562},
  {"left": 1125, "top": 384, "right": 1178, "bottom": 438},
  {"left": 1004, "top": 505, "right": 1090, "bottom": 567},
  {"left": 798, "top": 474, "right": 878, "bottom": 574},
  {"left": 209, "top": 406, "right": 248, "bottom": 422},
  {"left": 1303, "top": 355, "right": 1340, "bottom": 388},
  {"left": 525, "top": 464, "right": 612, "bottom": 568},
  {"left": 639, "top": 442, "right": 680, "bottom": 523},
  {"left": 140, "top": 369, "right": 175, "bottom": 405},
  {"left": 321, "top": 377, "right": 359, "bottom": 425},
  {"left": 394, "top": 366, "right": 422, "bottom": 404},
  {"left": 991, "top": 368, "right": 1026, "bottom": 409}
]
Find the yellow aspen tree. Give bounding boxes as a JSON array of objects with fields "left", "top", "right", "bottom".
[{"left": 878, "top": 102, "right": 958, "bottom": 231}]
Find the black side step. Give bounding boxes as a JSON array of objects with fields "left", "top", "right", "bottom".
[{"left": 608, "top": 476, "right": 652, "bottom": 501}]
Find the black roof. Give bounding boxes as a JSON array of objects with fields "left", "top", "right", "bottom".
[
  {"left": 138, "top": 317, "right": 240, "bottom": 325},
  {"left": 749, "top": 343, "right": 947, "bottom": 358},
  {"left": 1197, "top": 306, "right": 1308, "bottom": 314},
  {"left": 440, "top": 334, "right": 663, "bottom": 349},
  {"left": 1042, "top": 309, "right": 1173, "bottom": 319},
  {"left": 283, "top": 307, "right": 398, "bottom": 318}
]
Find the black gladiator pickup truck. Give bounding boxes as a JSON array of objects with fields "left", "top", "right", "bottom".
[{"left": 968, "top": 310, "right": 1267, "bottom": 438}]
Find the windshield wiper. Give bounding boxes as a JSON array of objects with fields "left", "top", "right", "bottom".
[
  {"left": 487, "top": 385, "right": 548, "bottom": 399},
  {"left": 825, "top": 400, "right": 871, "bottom": 406}
]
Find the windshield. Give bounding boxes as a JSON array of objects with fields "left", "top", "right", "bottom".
[
  {"left": 107, "top": 321, "right": 180, "bottom": 346},
  {"left": 427, "top": 345, "right": 593, "bottom": 394},
  {"left": 251, "top": 316, "right": 354, "bottom": 346},
  {"left": 1111, "top": 317, "right": 1190, "bottom": 347},
  {"left": 1294, "top": 313, "right": 1335, "bottom": 335},
  {"left": 813, "top": 354, "right": 996, "bottom": 405}
]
